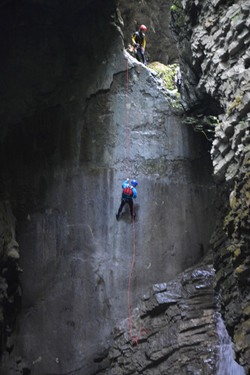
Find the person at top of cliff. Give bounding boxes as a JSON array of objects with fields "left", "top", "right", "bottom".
[
  {"left": 132, "top": 24, "right": 147, "bottom": 65},
  {"left": 175, "top": 66, "right": 182, "bottom": 92},
  {"left": 116, "top": 178, "right": 138, "bottom": 222}
]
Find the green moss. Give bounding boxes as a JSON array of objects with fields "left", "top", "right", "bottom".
[
  {"left": 183, "top": 115, "right": 218, "bottom": 141},
  {"left": 223, "top": 210, "right": 234, "bottom": 230},
  {"left": 245, "top": 190, "right": 250, "bottom": 205},
  {"left": 235, "top": 264, "right": 246, "bottom": 274},
  {"left": 148, "top": 62, "right": 179, "bottom": 90},
  {"left": 170, "top": 0, "right": 185, "bottom": 28},
  {"left": 226, "top": 244, "right": 233, "bottom": 253},
  {"left": 234, "top": 248, "right": 241, "bottom": 258},
  {"left": 147, "top": 62, "right": 184, "bottom": 112}
]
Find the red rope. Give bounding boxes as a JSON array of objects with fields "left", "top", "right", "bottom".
[
  {"left": 124, "top": 58, "right": 149, "bottom": 346},
  {"left": 125, "top": 58, "right": 136, "bottom": 342},
  {"left": 125, "top": 58, "right": 130, "bottom": 176},
  {"left": 127, "top": 225, "right": 149, "bottom": 346},
  {"left": 128, "top": 215, "right": 137, "bottom": 340},
  {"left": 125, "top": 58, "right": 141, "bottom": 345}
]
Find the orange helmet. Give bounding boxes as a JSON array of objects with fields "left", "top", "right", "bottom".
[{"left": 139, "top": 24, "right": 147, "bottom": 32}]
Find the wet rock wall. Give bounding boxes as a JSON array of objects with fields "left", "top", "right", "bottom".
[
  {"left": 0, "top": 202, "right": 21, "bottom": 358},
  {"left": 171, "top": 0, "right": 250, "bottom": 371},
  {"left": 0, "top": 1, "right": 217, "bottom": 374}
]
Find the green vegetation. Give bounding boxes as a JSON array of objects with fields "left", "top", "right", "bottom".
[
  {"left": 170, "top": 0, "right": 185, "bottom": 28},
  {"left": 224, "top": 172, "right": 250, "bottom": 269},
  {"left": 183, "top": 115, "right": 219, "bottom": 141},
  {"left": 147, "top": 61, "right": 219, "bottom": 140},
  {"left": 147, "top": 62, "right": 183, "bottom": 111},
  {"left": 234, "top": 247, "right": 241, "bottom": 258},
  {"left": 148, "top": 62, "right": 179, "bottom": 90}
]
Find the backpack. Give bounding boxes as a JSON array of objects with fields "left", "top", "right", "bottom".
[{"left": 123, "top": 186, "right": 133, "bottom": 197}]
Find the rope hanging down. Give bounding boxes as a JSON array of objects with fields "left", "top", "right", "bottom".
[
  {"left": 125, "top": 58, "right": 136, "bottom": 343},
  {"left": 125, "top": 58, "right": 147, "bottom": 345},
  {"left": 125, "top": 58, "right": 130, "bottom": 176},
  {"left": 128, "top": 217, "right": 137, "bottom": 343}
]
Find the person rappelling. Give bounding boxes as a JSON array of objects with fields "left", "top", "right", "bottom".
[
  {"left": 116, "top": 178, "right": 138, "bottom": 222},
  {"left": 132, "top": 24, "right": 148, "bottom": 65}
]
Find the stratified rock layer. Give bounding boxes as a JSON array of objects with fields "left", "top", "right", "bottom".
[{"left": 98, "top": 262, "right": 219, "bottom": 375}]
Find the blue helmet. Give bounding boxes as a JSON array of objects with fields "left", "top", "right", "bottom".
[{"left": 131, "top": 179, "right": 138, "bottom": 187}]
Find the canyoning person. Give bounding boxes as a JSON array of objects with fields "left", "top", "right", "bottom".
[
  {"left": 116, "top": 178, "right": 138, "bottom": 222},
  {"left": 175, "top": 66, "right": 182, "bottom": 92},
  {"left": 132, "top": 24, "right": 147, "bottom": 65}
]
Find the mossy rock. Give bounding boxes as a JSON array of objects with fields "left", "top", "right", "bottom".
[
  {"left": 234, "top": 248, "right": 241, "bottom": 258},
  {"left": 170, "top": 0, "right": 185, "bottom": 28},
  {"left": 148, "top": 62, "right": 179, "bottom": 91},
  {"left": 234, "top": 319, "right": 250, "bottom": 348},
  {"left": 235, "top": 263, "right": 249, "bottom": 282}
]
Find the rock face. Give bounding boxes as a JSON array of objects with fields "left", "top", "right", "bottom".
[
  {"left": 0, "top": 1, "right": 217, "bottom": 374},
  {"left": 98, "top": 262, "right": 219, "bottom": 375},
  {"left": 1, "top": 0, "right": 248, "bottom": 373},
  {"left": 171, "top": 0, "right": 250, "bottom": 371},
  {"left": 0, "top": 201, "right": 22, "bottom": 358}
]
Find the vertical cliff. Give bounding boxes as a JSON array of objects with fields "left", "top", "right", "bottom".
[{"left": 0, "top": 1, "right": 217, "bottom": 374}]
